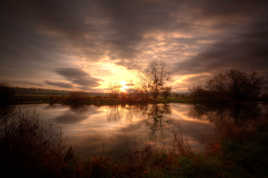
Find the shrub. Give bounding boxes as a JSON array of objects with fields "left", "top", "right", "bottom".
[
  {"left": 190, "top": 70, "right": 263, "bottom": 102},
  {"left": 0, "top": 84, "right": 15, "bottom": 106},
  {"left": 0, "top": 110, "right": 76, "bottom": 178}
]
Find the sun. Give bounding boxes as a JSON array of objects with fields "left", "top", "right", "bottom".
[{"left": 119, "top": 81, "right": 129, "bottom": 93}]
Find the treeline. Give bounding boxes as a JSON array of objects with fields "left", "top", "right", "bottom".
[
  {"left": 190, "top": 70, "right": 266, "bottom": 102},
  {"left": 1, "top": 69, "right": 268, "bottom": 106},
  {"left": 14, "top": 87, "right": 67, "bottom": 95},
  {"left": 0, "top": 84, "right": 173, "bottom": 106}
]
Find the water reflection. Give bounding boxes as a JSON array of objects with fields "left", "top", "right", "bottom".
[
  {"left": 106, "top": 104, "right": 171, "bottom": 140},
  {"left": 55, "top": 105, "right": 99, "bottom": 124},
  {"left": 13, "top": 103, "right": 268, "bottom": 160},
  {"left": 142, "top": 104, "right": 171, "bottom": 141},
  {"left": 189, "top": 103, "right": 263, "bottom": 124},
  {"left": 106, "top": 105, "right": 122, "bottom": 121}
]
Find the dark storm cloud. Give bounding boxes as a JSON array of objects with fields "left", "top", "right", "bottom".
[
  {"left": 95, "top": 0, "right": 184, "bottom": 57},
  {"left": 171, "top": 1, "right": 268, "bottom": 76},
  {"left": 4, "top": 80, "right": 44, "bottom": 88},
  {"left": 97, "top": 0, "right": 268, "bottom": 58},
  {"left": 1, "top": 0, "right": 268, "bottom": 89},
  {"left": 173, "top": 19, "right": 268, "bottom": 75},
  {"left": 55, "top": 68, "right": 100, "bottom": 88},
  {"left": 45, "top": 80, "right": 73, "bottom": 89},
  {"left": 1, "top": 0, "right": 254, "bottom": 62}
]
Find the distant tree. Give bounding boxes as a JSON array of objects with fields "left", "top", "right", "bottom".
[
  {"left": 190, "top": 70, "right": 263, "bottom": 101},
  {"left": 65, "top": 91, "right": 89, "bottom": 105},
  {"left": 0, "top": 84, "right": 15, "bottom": 120},
  {"left": 0, "top": 84, "right": 15, "bottom": 106},
  {"left": 189, "top": 86, "right": 209, "bottom": 100},
  {"left": 109, "top": 83, "right": 120, "bottom": 98},
  {"left": 143, "top": 61, "right": 170, "bottom": 100},
  {"left": 161, "top": 87, "right": 171, "bottom": 99}
]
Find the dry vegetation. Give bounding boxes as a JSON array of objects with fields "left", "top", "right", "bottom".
[{"left": 0, "top": 108, "right": 268, "bottom": 178}]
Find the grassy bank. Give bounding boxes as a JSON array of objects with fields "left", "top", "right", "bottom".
[
  {"left": 1, "top": 85, "right": 267, "bottom": 106},
  {"left": 1, "top": 109, "right": 268, "bottom": 178},
  {"left": 13, "top": 94, "right": 195, "bottom": 105}
]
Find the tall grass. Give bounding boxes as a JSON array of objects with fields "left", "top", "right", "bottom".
[{"left": 0, "top": 109, "right": 76, "bottom": 178}]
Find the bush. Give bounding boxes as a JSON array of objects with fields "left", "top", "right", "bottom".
[
  {"left": 0, "top": 84, "right": 15, "bottom": 106},
  {"left": 64, "top": 92, "right": 90, "bottom": 106},
  {"left": 0, "top": 110, "right": 76, "bottom": 178},
  {"left": 190, "top": 70, "right": 263, "bottom": 102}
]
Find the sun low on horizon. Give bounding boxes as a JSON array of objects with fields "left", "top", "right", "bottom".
[
  {"left": 88, "top": 62, "right": 145, "bottom": 93},
  {"left": 119, "top": 81, "right": 129, "bottom": 93},
  {"left": 0, "top": 0, "right": 267, "bottom": 93}
]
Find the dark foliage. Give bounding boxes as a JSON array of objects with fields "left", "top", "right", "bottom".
[
  {"left": 0, "top": 111, "right": 76, "bottom": 178},
  {"left": 0, "top": 84, "right": 15, "bottom": 106},
  {"left": 63, "top": 92, "right": 91, "bottom": 106},
  {"left": 143, "top": 61, "right": 170, "bottom": 100},
  {"left": 190, "top": 70, "right": 263, "bottom": 102},
  {"left": 189, "top": 103, "right": 262, "bottom": 124}
]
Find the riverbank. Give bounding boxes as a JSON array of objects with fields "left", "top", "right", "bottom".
[
  {"left": 13, "top": 94, "right": 268, "bottom": 108},
  {"left": 13, "top": 94, "right": 194, "bottom": 105},
  {"left": 2, "top": 85, "right": 267, "bottom": 106}
]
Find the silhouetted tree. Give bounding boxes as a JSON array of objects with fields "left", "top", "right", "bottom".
[
  {"left": 143, "top": 61, "right": 170, "bottom": 100},
  {"left": 161, "top": 87, "right": 171, "bottom": 99},
  {"left": 189, "top": 86, "right": 210, "bottom": 101},
  {"left": 0, "top": 84, "right": 15, "bottom": 106},
  {"left": 190, "top": 70, "right": 263, "bottom": 101},
  {"left": 65, "top": 91, "right": 89, "bottom": 105}
]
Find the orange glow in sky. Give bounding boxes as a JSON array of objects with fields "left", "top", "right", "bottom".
[{"left": 92, "top": 62, "right": 143, "bottom": 92}]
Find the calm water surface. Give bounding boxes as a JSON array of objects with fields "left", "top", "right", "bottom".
[{"left": 16, "top": 103, "right": 268, "bottom": 159}]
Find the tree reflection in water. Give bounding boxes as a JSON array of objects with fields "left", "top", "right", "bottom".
[
  {"left": 143, "top": 104, "right": 171, "bottom": 141},
  {"left": 189, "top": 103, "right": 262, "bottom": 123},
  {"left": 106, "top": 105, "right": 122, "bottom": 122},
  {"left": 54, "top": 105, "right": 99, "bottom": 124},
  {"left": 188, "top": 102, "right": 264, "bottom": 139},
  {"left": 106, "top": 104, "right": 172, "bottom": 141}
]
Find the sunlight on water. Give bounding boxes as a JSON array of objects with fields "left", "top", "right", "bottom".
[{"left": 17, "top": 103, "right": 217, "bottom": 159}]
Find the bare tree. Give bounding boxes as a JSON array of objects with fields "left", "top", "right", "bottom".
[
  {"left": 143, "top": 61, "right": 170, "bottom": 100},
  {"left": 161, "top": 87, "right": 172, "bottom": 99}
]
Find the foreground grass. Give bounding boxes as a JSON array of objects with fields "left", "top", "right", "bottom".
[{"left": 0, "top": 109, "right": 268, "bottom": 178}]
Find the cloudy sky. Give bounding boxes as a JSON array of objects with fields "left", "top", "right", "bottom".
[{"left": 1, "top": 0, "right": 268, "bottom": 92}]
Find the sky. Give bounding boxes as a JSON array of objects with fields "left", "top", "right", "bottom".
[{"left": 1, "top": 0, "right": 268, "bottom": 92}]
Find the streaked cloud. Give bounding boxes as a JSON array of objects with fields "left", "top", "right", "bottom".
[
  {"left": 45, "top": 80, "right": 73, "bottom": 89},
  {"left": 55, "top": 68, "right": 100, "bottom": 89},
  {"left": 0, "top": 0, "right": 267, "bottom": 91}
]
